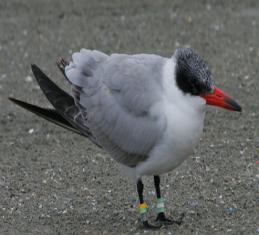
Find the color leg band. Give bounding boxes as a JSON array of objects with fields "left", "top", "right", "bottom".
[
  {"left": 138, "top": 202, "right": 148, "bottom": 221},
  {"left": 156, "top": 197, "right": 165, "bottom": 214}
]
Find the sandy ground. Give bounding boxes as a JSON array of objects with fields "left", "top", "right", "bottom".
[{"left": 0, "top": 0, "right": 258, "bottom": 234}]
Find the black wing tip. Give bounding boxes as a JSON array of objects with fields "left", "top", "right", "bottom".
[
  {"left": 31, "top": 64, "right": 42, "bottom": 76},
  {"left": 31, "top": 64, "right": 38, "bottom": 70},
  {"left": 30, "top": 63, "right": 52, "bottom": 85},
  {"left": 9, "top": 97, "right": 32, "bottom": 111},
  {"left": 9, "top": 97, "right": 20, "bottom": 104},
  {"left": 8, "top": 97, "right": 32, "bottom": 109}
]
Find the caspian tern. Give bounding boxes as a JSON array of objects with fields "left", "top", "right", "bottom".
[{"left": 10, "top": 48, "right": 241, "bottom": 229}]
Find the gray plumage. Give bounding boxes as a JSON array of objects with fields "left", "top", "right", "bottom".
[{"left": 65, "top": 49, "right": 167, "bottom": 167}]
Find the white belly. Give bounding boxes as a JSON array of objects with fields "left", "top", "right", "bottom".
[{"left": 136, "top": 104, "right": 205, "bottom": 176}]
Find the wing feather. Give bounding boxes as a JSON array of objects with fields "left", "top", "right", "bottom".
[{"left": 65, "top": 50, "right": 167, "bottom": 167}]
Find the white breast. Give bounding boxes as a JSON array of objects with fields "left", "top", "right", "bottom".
[{"left": 136, "top": 58, "right": 206, "bottom": 176}]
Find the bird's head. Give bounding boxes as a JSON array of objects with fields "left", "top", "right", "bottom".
[{"left": 174, "top": 48, "right": 241, "bottom": 112}]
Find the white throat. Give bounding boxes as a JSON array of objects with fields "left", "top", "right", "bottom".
[{"left": 162, "top": 57, "right": 206, "bottom": 114}]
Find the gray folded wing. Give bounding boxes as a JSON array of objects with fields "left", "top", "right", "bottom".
[{"left": 65, "top": 49, "right": 167, "bottom": 167}]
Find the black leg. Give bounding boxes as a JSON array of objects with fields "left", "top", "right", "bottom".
[
  {"left": 137, "top": 180, "right": 144, "bottom": 204},
  {"left": 154, "top": 175, "right": 161, "bottom": 198},
  {"left": 154, "top": 175, "right": 183, "bottom": 226},
  {"left": 137, "top": 179, "right": 161, "bottom": 230}
]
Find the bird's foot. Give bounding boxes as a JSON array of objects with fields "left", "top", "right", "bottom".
[
  {"left": 138, "top": 202, "right": 161, "bottom": 230},
  {"left": 156, "top": 212, "right": 184, "bottom": 226},
  {"left": 142, "top": 220, "right": 161, "bottom": 230}
]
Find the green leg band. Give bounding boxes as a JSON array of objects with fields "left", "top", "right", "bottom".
[
  {"left": 139, "top": 207, "right": 147, "bottom": 214},
  {"left": 138, "top": 203, "right": 148, "bottom": 222},
  {"left": 140, "top": 211, "right": 147, "bottom": 222},
  {"left": 156, "top": 197, "right": 165, "bottom": 214}
]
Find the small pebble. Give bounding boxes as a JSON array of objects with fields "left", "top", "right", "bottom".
[
  {"left": 227, "top": 207, "right": 237, "bottom": 215},
  {"left": 25, "top": 75, "right": 33, "bottom": 82},
  {"left": 22, "top": 30, "right": 28, "bottom": 36},
  {"left": 189, "top": 200, "right": 199, "bottom": 208},
  {"left": 0, "top": 74, "right": 6, "bottom": 80},
  {"left": 244, "top": 75, "right": 250, "bottom": 80}
]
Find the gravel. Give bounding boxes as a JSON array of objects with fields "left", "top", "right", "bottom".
[{"left": 0, "top": 0, "right": 258, "bottom": 234}]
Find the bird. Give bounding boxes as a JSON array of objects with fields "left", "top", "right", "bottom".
[{"left": 9, "top": 48, "right": 242, "bottom": 229}]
